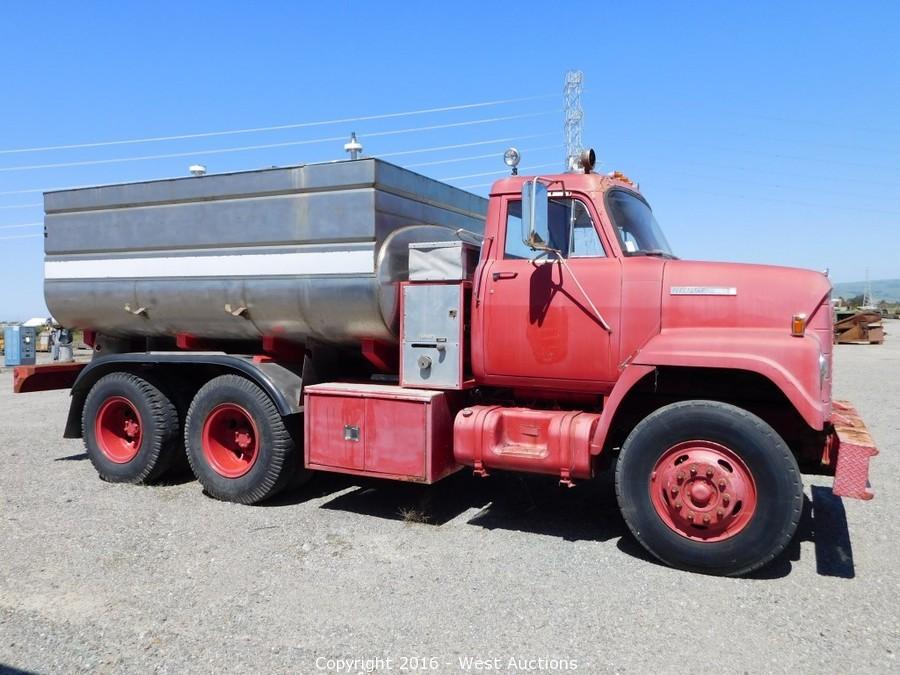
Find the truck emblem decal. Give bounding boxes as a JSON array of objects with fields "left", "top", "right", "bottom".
[{"left": 670, "top": 286, "right": 737, "bottom": 296}]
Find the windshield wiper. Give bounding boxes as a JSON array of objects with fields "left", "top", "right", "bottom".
[{"left": 634, "top": 249, "right": 676, "bottom": 259}]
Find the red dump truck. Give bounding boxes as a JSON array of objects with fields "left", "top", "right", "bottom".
[{"left": 15, "top": 151, "right": 877, "bottom": 576}]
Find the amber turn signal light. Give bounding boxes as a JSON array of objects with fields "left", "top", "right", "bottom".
[{"left": 791, "top": 313, "right": 807, "bottom": 337}]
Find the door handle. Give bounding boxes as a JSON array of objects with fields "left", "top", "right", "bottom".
[{"left": 492, "top": 271, "right": 518, "bottom": 281}]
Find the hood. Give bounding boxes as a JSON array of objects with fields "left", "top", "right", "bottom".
[{"left": 661, "top": 260, "right": 832, "bottom": 331}]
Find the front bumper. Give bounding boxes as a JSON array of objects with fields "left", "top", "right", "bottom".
[{"left": 830, "top": 400, "right": 879, "bottom": 500}]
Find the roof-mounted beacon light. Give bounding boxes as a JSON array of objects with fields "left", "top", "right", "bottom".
[
  {"left": 344, "top": 132, "right": 363, "bottom": 160},
  {"left": 189, "top": 164, "right": 207, "bottom": 176},
  {"left": 579, "top": 148, "right": 596, "bottom": 174},
  {"left": 503, "top": 147, "right": 521, "bottom": 175}
]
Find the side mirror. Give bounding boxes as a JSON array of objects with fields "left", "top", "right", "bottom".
[{"left": 521, "top": 180, "right": 550, "bottom": 250}]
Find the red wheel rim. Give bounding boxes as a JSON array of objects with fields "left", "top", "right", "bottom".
[
  {"left": 94, "top": 396, "right": 143, "bottom": 463},
  {"left": 649, "top": 440, "right": 757, "bottom": 542},
  {"left": 201, "top": 403, "right": 259, "bottom": 478}
]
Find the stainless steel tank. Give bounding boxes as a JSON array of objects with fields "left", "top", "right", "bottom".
[{"left": 43, "top": 159, "right": 487, "bottom": 345}]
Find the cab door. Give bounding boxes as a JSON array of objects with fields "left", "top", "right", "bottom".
[{"left": 482, "top": 194, "right": 621, "bottom": 389}]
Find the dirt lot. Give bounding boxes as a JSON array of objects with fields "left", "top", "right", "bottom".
[{"left": 1, "top": 327, "right": 897, "bottom": 674}]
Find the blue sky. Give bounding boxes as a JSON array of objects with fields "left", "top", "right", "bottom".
[{"left": 1, "top": 1, "right": 898, "bottom": 320}]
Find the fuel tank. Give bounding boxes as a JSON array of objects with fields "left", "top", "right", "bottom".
[{"left": 43, "top": 159, "right": 486, "bottom": 345}]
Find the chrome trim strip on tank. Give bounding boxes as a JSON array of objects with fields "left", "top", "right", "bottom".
[{"left": 45, "top": 247, "right": 375, "bottom": 279}]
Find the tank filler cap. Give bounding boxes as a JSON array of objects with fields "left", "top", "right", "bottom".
[{"left": 344, "top": 132, "right": 363, "bottom": 160}]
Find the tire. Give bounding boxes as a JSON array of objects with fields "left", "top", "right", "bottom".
[
  {"left": 184, "top": 374, "right": 300, "bottom": 504},
  {"left": 615, "top": 400, "right": 803, "bottom": 576},
  {"left": 82, "top": 372, "right": 181, "bottom": 484}
]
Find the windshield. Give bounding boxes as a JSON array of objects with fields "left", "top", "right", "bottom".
[{"left": 606, "top": 189, "right": 674, "bottom": 257}]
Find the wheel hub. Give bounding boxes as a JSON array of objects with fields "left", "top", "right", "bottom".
[
  {"left": 233, "top": 429, "right": 253, "bottom": 452},
  {"left": 95, "top": 396, "right": 143, "bottom": 464},
  {"left": 651, "top": 440, "right": 757, "bottom": 542},
  {"left": 202, "top": 403, "right": 259, "bottom": 478}
]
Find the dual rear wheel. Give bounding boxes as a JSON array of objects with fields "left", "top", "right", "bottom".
[{"left": 82, "top": 372, "right": 302, "bottom": 504}]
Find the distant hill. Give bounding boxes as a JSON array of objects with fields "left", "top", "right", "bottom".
[{"left": 832, "top": 278, "right": 900, "bottom": 302}]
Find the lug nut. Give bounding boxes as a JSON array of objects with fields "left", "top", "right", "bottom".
[
  {"left": 690, "top": 465, "right": 698, "bottom": 476},
  {"left": 671, "top": 486, "right": 679, "bottom": 496},
  {"left": 675, "top": 501, "right": 682, "bottom": 509},
  {"left": 687, "top": 512, "right": 694, "bottom": 521},
  {"left": 718, "top": 480, "right": 726, "bottom": 490},
  {"left": 677, "top": 471, "right": 685, "bottom": 483},
  {"left": 703, "top": 515, "right": 711, "bottom": 524},
  {"left": 722, "top": 494, "right": 730, "bottom": 505},
  {"left": 717, "top": 509, "right": 724, "bottom": 517},
  {"left": 706, "top": 468, "right": 714, "bottom": 478}
]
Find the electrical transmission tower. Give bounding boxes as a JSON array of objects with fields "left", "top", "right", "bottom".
[{"left": 564, "top": 70, "right": 584, "bottom": 171}]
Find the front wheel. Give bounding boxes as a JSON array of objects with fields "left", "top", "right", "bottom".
[{"left": 615, "top": 400, "right": 803, "bottom": 576}]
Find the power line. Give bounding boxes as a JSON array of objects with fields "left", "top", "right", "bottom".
[
  {"left": 377, "top": 133, "right": 555, "bottom": 160},
  {"left": 659, "top": 183, "right": 900, "bottom": 217},
  {"left": 0, "top": 110, "right": 558, "bottom": 173},
  {"left": 0, "top": 222, "right": 41, "bottom": 230},
  {"left": 0, "top": 94, "right": 557, "bottom": 155},
  {"left": 612, "top": 131, "right": 900, "bottom": 173},
  {"left": 634, "top": 155, "right": 900, "bottom": 189},
  {"left": 647, "top": 169, "right": 900, "bottom": 203},
  {"left": 0, "top": 232, "right": 42, "bottom": 241},
  {"left": 0, "top": 185, "right": 84, "bottom": 196},
  {"left": 440, "top": 162, "right": 559, "bottom": 182},
  {"left": 0, "top": 202, "right": 42, "bottom": 209},
  {"left": 0, "top": 134, "right": 558, "bottom": 196},
  {"left": 405, "top": 145, "right": 561, "bottom": 169}
]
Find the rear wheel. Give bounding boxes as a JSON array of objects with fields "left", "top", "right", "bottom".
[
  {"left": 184, "top": 374, "right": 300, "bottom": 504},
  {"left": 82, "top": 372, "right": 181, "bottom": 483},
  {"left": 615, "top": 400, "right": 803, "bottom": 576}
]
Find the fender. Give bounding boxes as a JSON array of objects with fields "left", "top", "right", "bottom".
[
  {"left": 632, "top": 327, "right": 826, "bottom": 430},
  {"left": 63, "top": 353, "right": 304, "bottom": 438},
  {"left": 590, "top": 364, "right": 655, "bottom": 454}
]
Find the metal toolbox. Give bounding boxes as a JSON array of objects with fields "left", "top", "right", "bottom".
[
  {"left": 401, "top": 283, "right": 468, "bottom": 389},
  {"left": 408, "top": 240, "right": 480, "bottom": 282},
  {"left": 303, "top": 382, "right": 458, "bottom": 483}
]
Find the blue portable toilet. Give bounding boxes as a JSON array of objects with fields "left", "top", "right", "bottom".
[{"left": 4, "top": 326, "right": 37, "bottom": 366}]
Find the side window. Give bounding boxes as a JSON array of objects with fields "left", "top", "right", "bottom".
[
  {"left": 503, "top": 200, "right": 532, "bottom": 259},
  {"left": 504, "top": 198, "right": 605, "bottom": 259},
  {"left": 568, "top": 200, "right": 605, "bottom": 258}
]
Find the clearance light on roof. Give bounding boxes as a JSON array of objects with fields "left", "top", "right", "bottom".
[
  {"left": 608, "top": 170, "right": 635, "bottom": 186},
  {"left": 791, "top": 313, "right": 808, "bottom": 337}
]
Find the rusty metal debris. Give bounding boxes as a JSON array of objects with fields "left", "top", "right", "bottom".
[{"left": 835, "top": 310, "right": 884, "bottom": 345}]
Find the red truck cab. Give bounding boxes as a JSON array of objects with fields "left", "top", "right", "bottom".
[{"left": 456, "top": 156, "right": 876, "bottom": 573}]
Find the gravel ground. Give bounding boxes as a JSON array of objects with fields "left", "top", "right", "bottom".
[{"left": 1, "top": 327, "right": 897, "bottom": 674}]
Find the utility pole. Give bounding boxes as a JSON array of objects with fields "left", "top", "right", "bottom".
[
  {"left": 564, "top": 70, "right": 584, "bottom": 172},
  {"left": 863, "top": 268, "right": 874, "bottom": 308}
]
